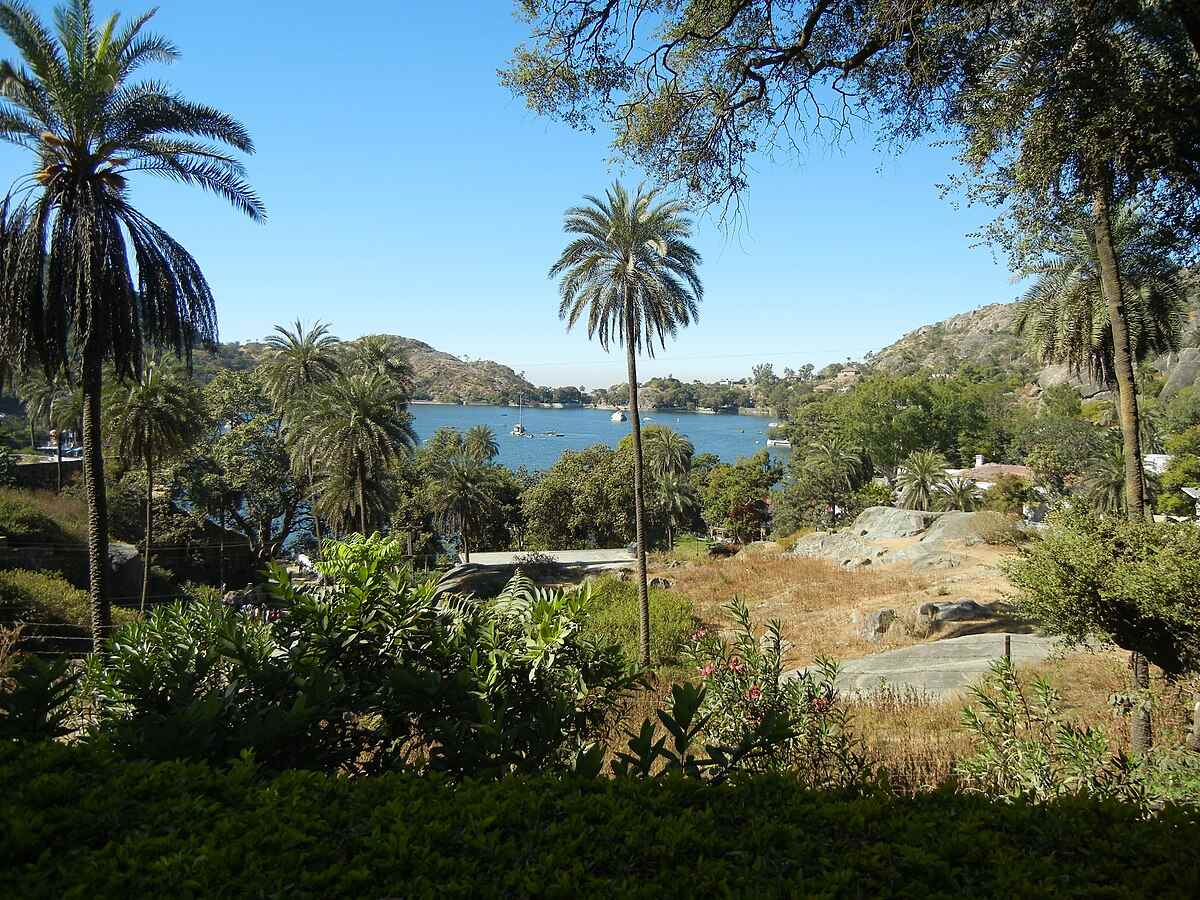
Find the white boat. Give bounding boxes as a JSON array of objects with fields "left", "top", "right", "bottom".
[
  {"left": 611, "top": 410, "right": 626, "bottom": 422},
  {"left": 511, "top": 395, "right": 528, "bottom": 436},
  {"left": 766, "top": 438, "right": 792, "bottom": 449}
]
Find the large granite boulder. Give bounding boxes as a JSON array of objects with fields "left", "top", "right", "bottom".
[
  {"left": 1162, "top": 348, "right": 1200, "bottom": 398},
  {"left": 916, "top": 599, "right": 992, "bottom": 623},
  {"left": 852, "top": 506, "right": 941, "bottom": 540},
  {"left": 920, "top": 512, "right": 988, "bottom": 547},
  {"left": 108, "top": 541, "right": 145, "bottom": 602},
  {"left": 860, "top": 608, "right": 896, "bottom": 642},
  {"left": 791, "top": 531, "right": 888, "bottom": 568},
  {"left": 890, "top": 545, "right": 963, "bottom": 570},
  {"left": 1037, "top": 365, "right": 1107, "bottom": 399}
]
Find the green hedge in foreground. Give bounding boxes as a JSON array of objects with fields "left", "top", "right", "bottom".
[{"left": 2, "top": 743, "right": 1199, "bottom": 899}]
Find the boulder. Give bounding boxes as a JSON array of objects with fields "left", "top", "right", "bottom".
[
  {"left": 435, "top": 563, "right": 513, "bottom": 599},
  {"left": 917, "top": 599, "right": 991, "bottom": 623},
  {"left": 852, "top": 506, "right": 941, "bottom": 540},
  {"left": 649, "top": 576, "right": 673, "bottom": 590},
  {"left": 108, "top": 541, "right": 145, "bottom": 602},
  {"left": 890, "top": 545, "right": 963, "bottom": 570},
  {"left": 861, "top": 608, "right": 896, "bottom": 642},
  {"left": 1162, "top": 348, "right": 1200, "bottom": 398},
  {"left": 1037, "top": 364, "right": 1107, "bottom": 399},
  {"left": 920, "top": 512, "right": 988, "bottom": 547},
  {"left": 792, "top": 531, "right": 888, "bottom": 568}
]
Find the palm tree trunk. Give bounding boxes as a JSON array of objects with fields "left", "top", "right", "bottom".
[
  {"left": 625, "top": 306, "right": 651, "bottom": 670},
  {"left": 1091, "top": 184, "right": 1146, "bottom": 520},
  {"left": 462, "top": 528, "right": 471, "bottom": 564},
  {"left": 1092, "top": 182, "right": 1154, "bottom": 753},
  {"left": 55, "top": 436, "right": 62, "bottom": 493},
  {"left": 81, "top": 352, "right": 110, "bottom": 650},
  {"left": 141, "top": 452, "right": 153, "bottom": 612},
  {"left": 357, "top": 458, "right": 367, "bottom": 536}
]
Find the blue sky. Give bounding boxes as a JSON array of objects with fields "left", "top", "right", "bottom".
[{"left": 0, "top": 1, "right": 1020, "bottom": 389}]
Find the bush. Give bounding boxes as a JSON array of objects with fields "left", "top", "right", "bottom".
[
  {"left": 0, "top": 569, "right": 138, "bottom": 644},
  {"left": 579, "top": 575, "right": 697, "bottom": 667},
  {"left": 971, "top": 510, "right": 1028, "bottom": 546},
  {"left": 2, "top": 741, "right": 1198, "bottom": 898},
  {"left": 0, "top": 446, "right": 14, "bottom": 487},
  {"left": 0, "top": 489, "right": 71, "bottom": 545}
]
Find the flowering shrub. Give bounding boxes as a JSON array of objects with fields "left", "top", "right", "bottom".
[{"left": 686, "top": 597, "right": 870, "bottom": 786}]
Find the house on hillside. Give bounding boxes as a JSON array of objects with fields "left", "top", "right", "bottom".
[
  {"left": 945, "top": 455, "right": 1034, "bottom": 491},
  {"left": 813, "top": 367, "right": 862, "bottom": 394}
]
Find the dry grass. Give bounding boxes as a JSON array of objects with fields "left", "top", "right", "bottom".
[
  {"left": 655, "top": 553, "right": 932, "bottom": 667},
  {"left": 0, "top": 486, "right": 89, "bottom": 543}
]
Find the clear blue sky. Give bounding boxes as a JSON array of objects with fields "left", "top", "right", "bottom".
[{"left": 0, "top": 1, "right": 1020, "bottom": 389}]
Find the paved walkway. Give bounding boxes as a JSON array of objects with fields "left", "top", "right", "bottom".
[
  {"left": 787, "top": 633, "right": 1059, "bottom": 699},
  {"left": 464, "top": 548, "right": 635, "bottom": 567}
]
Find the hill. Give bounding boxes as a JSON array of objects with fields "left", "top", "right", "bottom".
[
  {"left": 864, "top": 274, "right": 1200, "bottom": 397},
  {"left": 187, "top": 334, "right": 537, "bottom": 404}
]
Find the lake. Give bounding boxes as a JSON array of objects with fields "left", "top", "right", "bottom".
[{"left": 409, "top": 403, "right": 787, "bottom": 471}]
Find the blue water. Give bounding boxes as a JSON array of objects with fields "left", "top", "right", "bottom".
[{"left": 409, "top": 404, "right": 786, "bottom": 471}]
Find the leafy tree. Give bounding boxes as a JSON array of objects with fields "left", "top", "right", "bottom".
[
  {"left": 0, "top": 0, "right": 262, "bottom": 647},
  {"left": 1158, "top": 426, "right": 1200, "bottom": 517},
  {"left": 427, "top": 452, "right": 496, "bottom": 563},
  {"left": 550, "top": 182, "right": 703, "bottom": 668},
  {"left": 294, "top": 372, "right": 417, "bottom": 536},
  {"left": 654, "top": 471, "right": 697, "bottom": 551},
  {"left": 1016, "top": 206, "right": 1187, "bottom": 515},
  {"left": 983, "top": 475, "right": 1038, "bottom": 515},
  {"left": 804, "top": 434, "right": 865, "bottom": 525},
  {"left": 522, "top": 444, "right": 637, "bottom": 551},
  {"left": 1006, "top": 507, "right": 1200, "bottom": 752},
  {"left": 464, "top": 425, "right": 499, "bottom": 463},
  {"left": 896, "top": 450, "right": 949, "bottom": 512},
  {"left": 104, "top": 366, "right": 204, "bottom": 609},
  {"left": 700, "top": 451, "right": 781, "bottom": 544}
]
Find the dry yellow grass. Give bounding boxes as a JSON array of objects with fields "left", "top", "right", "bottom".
[{"left": 655, "top": 552, "right": 933, "bottom": 667}]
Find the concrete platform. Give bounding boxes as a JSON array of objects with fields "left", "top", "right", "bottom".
[
  {"left": 463, "top": 548, "right": 636, "bottom": 569},
  {"left": 787, "top": 633, "right": 1059, "bottom": 700}
]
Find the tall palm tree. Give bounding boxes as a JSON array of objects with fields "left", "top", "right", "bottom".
[
  {"left": 897, "top": 449, "right": 950, "bottom": 512},
  {"left": 1016, "top": 205, "right": 1186, "bottom": 519},
  {"left": 937, "top": 476, "right": 982, "bottom": 512},
  {"left": 104, "top": 365, "right": 203, "bottom": 610},
  {"left": 655, "top": 470, "right": 697, "bottom": 551},
  {"left": 293, "top": 371, "right": 416, "bottom": 535},
  {"left": 463, "top": 424, "right": 499, "bottom": 463},
  {"left": 427, "top": 451, "right": 495, "bottom": 563},
  {"left": 550, "top": 182, "right": 703, "bottom": 668},
  {"left": 0, "top": 1, "right": 262, "bottom": 648},
  {"left": 643, "top": 426, "right": 694, "bottom": 478},
  {"left": 806, "top": 434, "right": 863, "bottom": 524},
  {"left": 264, "top": 319, "right": 341, "bottom": 541}
]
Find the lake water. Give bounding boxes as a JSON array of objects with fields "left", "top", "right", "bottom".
[{"left": 409, "top": 403, "right": 787, "bottom": 471}]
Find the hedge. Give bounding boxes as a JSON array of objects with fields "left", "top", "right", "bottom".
[{"left": 2, "top": 742, "right": 1199, "bottom": 898}]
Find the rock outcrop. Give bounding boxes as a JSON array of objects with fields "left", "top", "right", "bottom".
[{"left": 791, "top": 507, "right": 992, "bottom": 568}]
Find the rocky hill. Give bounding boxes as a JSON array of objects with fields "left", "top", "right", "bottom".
[
  {"left": 189, "top": 334, "right": 537, "bottom": 404},
  {"left": 865, "top": 274, "right": 1200, "bottom": 397}
]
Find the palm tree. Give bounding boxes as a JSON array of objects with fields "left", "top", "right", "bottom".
[
  {"left": 896, "top": 449, "right": 950, "bottom": 511},
  {"left": 655, "top": 471, "right": 697, "bottom": 551},
  {"left": 0, "top": 1, "right": 262, "bottom": 648},
  {"left": 104, "top": 365, "right": 203, "bottom": 610},
  {"left": 463, "top": 424, "right": 499, "bottom": 463},
  {"left": 937, "top": 476, "right": 982, "bottom": 512},
  {"left": 354, "top": 334, "right": 414, "bottom": 394},
  {"left": 806, "top": 434, "right": 863, "bottom": 524},
  {"left": 1079, "top": 446, "right": 1127, "bottom": 515},
  {"left": 1016, "top": 205, "right": 1186, "bottom": 519},
  {"left": 643, "top": 426, "right": 694, "bottom": 478},
  {"left": 293, "top": 371, "right": 416, "bottom": 535},
  {"left": 427, "top": 451, "right": 496, "bottom": 564},
  {"left": 17, "top": 369, "right": 70, "bottom": 486},
  {"left": 550, "top": 182, "right": 703, "bottom": 668},
  {"left": 264, "top": 320, "right": 341, "bottom": 541}
]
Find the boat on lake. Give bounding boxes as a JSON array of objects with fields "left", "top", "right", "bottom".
[
  {"left": 512, "top": 395, "right": 529, "bottom": 436},
  {"left": 611, "top": 410, "right": 626, "bottom": 422}
]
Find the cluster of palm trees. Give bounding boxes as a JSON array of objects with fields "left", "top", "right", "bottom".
[
  {"left": 643, "top": 427, "right": 697, "bottom": 551},
  {"left": 894, "top": 450, "right": 982, "bottom": 513}
]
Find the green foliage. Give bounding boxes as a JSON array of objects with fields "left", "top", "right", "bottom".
[
  {"left": 0, "top": 569, "right": 138, "bottom": 636},
  {"left": 578, "top": 575, "right": 696, "bottom": 668},
  {"left": 0, "top": 490, "right": 69, "bottom": 545},
  {"left": 983, "top": 474, "right": 1037, "bottom": 514},
  {"left": 958, "top": 659, "right": 1148, "bottom": 806},
  {"left": 896, "top": 449, "right": 949, "bottom": 511},
  {"left": 0, "top": 445, "right": 13, "bottom": 486},
  {"left": 0, "top": 655, "right": 80, "bottom": 742},
  {"left": 76, "top": 540, "right": 632, "bottom": 776},
  {"left": 687, "top": 598, "right": 870, "bottom": 786},
  {"left": 5, "top": 741, "right": 1198, "bottom": 898},
  {"left": 699, "top": 450, "right": 781, "bottom": 542},
  {"left": 1005, "top": 508, "right": 1200, "bottom": 676},
  {"left": 522, "top": 443, "right": 636, "bottom": 549},
  {"left": 1158, "top": 425, "right": 1200, "bottom": 517}
]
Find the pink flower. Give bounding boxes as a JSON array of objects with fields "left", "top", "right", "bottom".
[
  {"left": 812, "top": 697, "right": 831, "bottom": 713},
  {"left": 699, "top": 663, "right": 715, "bottom": 678},
  {"left": 727, "top": 656, "right": 745, "bottom": 674},
  {"left": 746, "top": 685, "right": 762, "bottom": 701},
  {"left": 690, "top": 627, "right": 708, "bottom": 642}
]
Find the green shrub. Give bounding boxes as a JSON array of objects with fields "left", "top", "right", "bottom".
[
  {"left": 0, "top": 489, "right": 70, "bottom": 545},
  {"left": 971, "top": 510, "right": 1028, "bottom": 546},
  {"left": 2, "top": 741, "right": 1198, "bottom": 898},
  {"left": 0, "top": 446, "right": 14, "bottom": 487},
  {"left": 580, "top": 575, "right": 697, "bottom": 667},
  {"left": 0, "top": 569, "right": 138, "bottom": 635}
]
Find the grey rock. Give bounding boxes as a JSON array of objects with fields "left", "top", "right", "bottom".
[
  {"left": 108, "top": 540, "right": 145, "bottom": 601},
  {"left": 792, "top": 531, "right": 888, "bottom": 568},
  {"left": 851, "top": 506, "right": 941, "bottom": 540},
  {"left": 920, "top": 511, "right": 988, "bottom": 546},
  {"left": 890, "top": 545, "right": 963, "bottom": 570},
  {"left": 861, "top": 608, "right": 896, "bottom": 642},
  {"left": 1162, "top": 348, "right": 1200, "bottom": 398},
  {"left": 649, "top": 576, "right": 673, "bottom": 590},
  {"left": 919, "top": 599, "right": 992, "bottom": 623},
  {"left": 1037, "top": 364, "right": 1107, "bottom": 399}
]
